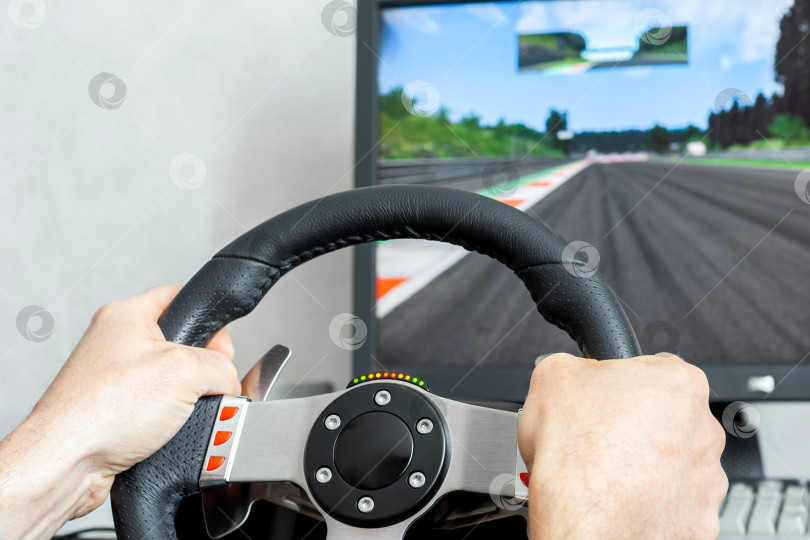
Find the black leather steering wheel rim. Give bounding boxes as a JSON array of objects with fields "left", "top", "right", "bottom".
[{"left": 111, "top": 185, "right": 641, "bottom": 539}]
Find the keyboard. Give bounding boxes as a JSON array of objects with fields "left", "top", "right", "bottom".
[{"left": 719, "top": 481, "right": 810, "bottom": 538}]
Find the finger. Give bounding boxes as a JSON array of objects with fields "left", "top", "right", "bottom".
[
  {"left": 187, "top": 347, "right": 241, "bottom": 397},
  {"left": 126, "top": 284, "right": 183, "bottom": 322},
  {"left": 206, "top": 328, "right": 235, "bottom": 360}
]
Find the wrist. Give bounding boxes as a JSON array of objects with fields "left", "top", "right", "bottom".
[{"left": 0, "top": 413, "right": 102, "bottom": 539}]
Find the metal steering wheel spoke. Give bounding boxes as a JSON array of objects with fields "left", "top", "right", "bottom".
[
  {"left": 435, "top": 397, "right": 529, "bottom": 505},
  {"left": 199, "top": 394, "right": 337, "bottom": 537},
  {"left": 229, "top": 393, "right": 339, "bottom": 483},
  {"left": 323, "top": 517, "right": 413, "bottom": 539}
]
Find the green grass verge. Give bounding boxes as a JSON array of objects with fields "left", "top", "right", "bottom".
[{"left": 681, "top": 158, "right": 810, "bottom": 170}]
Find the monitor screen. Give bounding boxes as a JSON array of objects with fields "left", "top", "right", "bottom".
[{"left": 373, "top": 0, "right": 810, "bottom": 371}]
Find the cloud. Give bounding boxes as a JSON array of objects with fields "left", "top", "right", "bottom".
[
  {"left": 720, "top": 56, "right": 733, "bottom": 71},
  {"left": 760, "top": 78, "right": 785, "bottom": 98},
  {"left": 382, "top": 8, "right": 441, "bottom": 35},
  {"left": 515, "top": 0, "right": 795, "bottom": 63},
  {"left": 465, "top": 3, "right": 507, "bottom": 26},
  {"left": 516, "top": 2, "right": 656, "bottom": 50},
  {"left": 662, "top": 0, "right": 792, "bottom": 62}
]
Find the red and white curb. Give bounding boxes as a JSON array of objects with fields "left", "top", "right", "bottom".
[{"left": 375, "top": 159, "right": 593, "bottom": 318}]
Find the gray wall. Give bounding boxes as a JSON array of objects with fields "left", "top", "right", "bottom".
[{"left": 0, "top": 0, "right": 356, "bottom": 530}]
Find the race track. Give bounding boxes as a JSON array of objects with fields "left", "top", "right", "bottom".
[{"left": 378, "top": 161, "right": 810, "bottom": 367}]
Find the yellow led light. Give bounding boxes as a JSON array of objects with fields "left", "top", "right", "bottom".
[
  {"left": 405, "top": 375, "right": 411, "bottom": 381},
  {"left": 398, "top": 374, "right": 403, "bottom": 379},
  {"left": 376, "top": 373, "right": 381, "bottom": 378}
]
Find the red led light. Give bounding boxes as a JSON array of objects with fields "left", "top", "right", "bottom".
[
  {"left": 213, "top": 431, "right": 232, "bottom": 446},
  {"left": 220, "top": 407, "right": 238, "bottom": 421},
  {"left": 206, "top": 456, "right": 226, "bottom": 471}
]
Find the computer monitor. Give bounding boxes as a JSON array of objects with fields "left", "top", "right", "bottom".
[{"left": 353, "top": 0, "right": 810, "bottom": 402}]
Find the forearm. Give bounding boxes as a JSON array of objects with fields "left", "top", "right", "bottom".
[{"left": 0, "top": 413, "right": 98, "bottom": 540}]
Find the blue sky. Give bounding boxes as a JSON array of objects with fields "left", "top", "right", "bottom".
[{"left": 379, "top": 0, "right": 794, "bottom": 132}]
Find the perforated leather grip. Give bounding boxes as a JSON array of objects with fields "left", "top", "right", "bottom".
[
  {"left": 110, "top": 395, "right": 221, "bottom": 539},
  {"left": 111, "top": 185, "right": 641, "bottom": 539}
]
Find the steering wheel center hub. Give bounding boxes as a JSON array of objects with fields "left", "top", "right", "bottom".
[
  {"left": 304, "top": 382, "right": 449, "bottom": 527},
  {"left": 334, "top": 411, "right": 414, "bottom": 489}
]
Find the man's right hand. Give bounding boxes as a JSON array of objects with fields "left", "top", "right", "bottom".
[{"left": 518, "top": 353, "right": 728, "bottom": 540}]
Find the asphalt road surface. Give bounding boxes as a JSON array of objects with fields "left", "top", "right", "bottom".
[
  {"left": 430, "top": 160, "right": 572, "bottom": 193},
  {"left": 379, "top": 161, "right": 810, "bottom": 367}
]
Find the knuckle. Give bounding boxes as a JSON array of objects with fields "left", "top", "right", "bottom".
[
  {"left": 539, "top": 352, "right": 575, "bottom": 367},
  {"left": 170, "top": 349, "right": 199, "bottom": 381},
  {"left": 716, "top": 469, "right": 729, "bottom": 500},
  {"left": 90, "top": 303, "right": 117, "bottom": 324},
  {"left": 220, "top": 356, "right": 238, "bottom": 383},
  {"left": 712, "top": 420, "right": 727, "bottom": 454},
  {"left": 530, "top": 353, "right": 575, "bottom": 387},
  {"left": 674, "top": 361, "right": 709, "bottom": 395}
]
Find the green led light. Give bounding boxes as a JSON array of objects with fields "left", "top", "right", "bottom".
[
  {"left": 412, "top": 378, "right": 418, "bottom": 383},
  {"left": 353, "top": 378, "right": 359, "bottom": 384},
  {"left": 360, "top": 375, "right": 366, "bottom": 381},
  {"left": 419, "top": 381, "right": 425, "bottom": 386}
]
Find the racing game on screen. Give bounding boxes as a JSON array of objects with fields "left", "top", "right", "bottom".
[{"left": 375, "top": 0, "right": 810, "bottom": 369}]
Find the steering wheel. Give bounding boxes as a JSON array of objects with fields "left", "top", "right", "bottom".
[{"left": 110, "top": 185, "right": 641, "bottom": 539}]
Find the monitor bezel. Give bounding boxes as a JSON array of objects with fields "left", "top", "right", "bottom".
[{"left": 352, "top": 0, "right": 810, "bottom": 402}]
